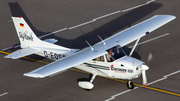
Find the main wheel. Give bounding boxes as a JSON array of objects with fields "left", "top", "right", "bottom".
[
  {"left": 127, "top": 80, "right": 134, "bottom": 89},
  {"left": 78, "top": 81, "right": 94, "bottom": 90}
]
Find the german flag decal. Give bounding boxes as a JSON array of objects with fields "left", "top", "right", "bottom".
[{"left": 20, "top": 23, "right": 24, "bottom": 27}]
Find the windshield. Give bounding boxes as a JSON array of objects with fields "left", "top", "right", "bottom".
[{"left": 105, "top": 45, "right": 126, "bottom": 62}]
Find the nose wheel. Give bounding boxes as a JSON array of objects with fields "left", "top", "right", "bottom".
[{"left": 127, "top": 80, "right": 134, "bottom": 89}]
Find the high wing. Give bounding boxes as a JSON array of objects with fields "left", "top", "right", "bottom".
[{"left": 24, "top": 15, "right": 175, "bottom": 78}]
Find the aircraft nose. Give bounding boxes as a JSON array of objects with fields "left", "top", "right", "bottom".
[{"left": 140, "top": 65, "right": 149, "bottom": 71}]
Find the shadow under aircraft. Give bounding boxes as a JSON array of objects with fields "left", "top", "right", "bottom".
[{"left": 8, "top": 2, "right": 162, "bottom": 60}]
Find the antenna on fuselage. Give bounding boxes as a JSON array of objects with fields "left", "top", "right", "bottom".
[
  {"left": 85, "top": 40, "right": 94, "bottom": 50},
  {"left": 98, "top": 35, "right": 106, "bottom": 45}
]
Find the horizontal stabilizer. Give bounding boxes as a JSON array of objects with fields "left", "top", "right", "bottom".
[
  {"left": 4, "top": 48, "right": 39, "bottom": 59},
  {"left": 43, "top": 39, "right": 58, "bottom": 44}
]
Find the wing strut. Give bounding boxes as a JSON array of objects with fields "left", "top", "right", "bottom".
[
  {"left": 86, "top": 40, "right": 94, "bottom": 50},
  {"left": 98, "top": 35, "right": 106, "bottom": 45},
  {"left": 129, "top": 38, "right": 141, "bottom": 56}
]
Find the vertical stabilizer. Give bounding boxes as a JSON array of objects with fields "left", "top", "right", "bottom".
[
  {"left": 12, "top": 17, "right": 41, "bottom": 48},
  {"left": 11, "top": 16, "right": 78, "bottom": 60},
  {"left": 11, "top": 17, "right": 72, "bottom": 51}
]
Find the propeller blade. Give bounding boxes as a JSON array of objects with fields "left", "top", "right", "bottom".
[
  {"left": 142, "top": 70, "right": 147, "bottom": 86},
  {"left": 147, "top": 52, "right": 153, "bottom": 63},
  {"left": 141, "top": 65, "right": 149, "bottom": 86}
]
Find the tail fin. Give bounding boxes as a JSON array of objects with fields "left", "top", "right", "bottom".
[
  {"left": 12, "top": 17, "right": 41, "bottom": 48},
  {"left": 6, "top": 17, "right": 78, "bottom": 59},
  {"left": 12, "top": 17, "right": 70, "bottom": 50}
]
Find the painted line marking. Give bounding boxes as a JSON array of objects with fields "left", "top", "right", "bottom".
[
  {"left": 73, "top": 68, "right": 180, "bottom": 98},
  {"left": 129, "top": 33, "right": 170, "bottom": 48},
  {"left": 71, "top": 68, "right": 180, "bottom": 98},
  {"left": 14, "top": 45, "right": 20, "bottom": 48},
  {"left": 69, "top": 20, "right": 96, "bottom": 30},
  {"left": 2, "top": 28, "right": 68, "bottom": 51},
  {"left": 122, "top": 0, "right": 155, "bottom": 12},
  {"left": 94, "top": 11, "right": 121, "bottom": 20},
  {"left": 69, "top": 0, "right": 155, "bottom": 29},
  {"left": 21, "top": 56, "right": 49, "bottom": 64},
  {"left": 38, "top": 28, "right": 68, "bottom": 39},
  {"left": 7, "top": 20, "right": 12, "bottom": 22},
  {"left": 2, "top": 46, "right": 13, "bottom": 51},
  {"left": 0, "top": 50, "right": 180, "bottom": 98},
  {"left": 105, "top": 87, "right": 139, "bottom": 101},
  {"left": 2, "top": 0, "right": 155, "bottom": 51},
  {"left": 0, "top": 92, "right": 8, "bottom": 97},
  {"left": 148, "top": 70, "right": 180, "bottom": 85},
  {"left": 105, "top": 69, "right": 180, "bottom": 101},
  {"left": 0, "top": 51, "right": 49, "bottom": 64}
]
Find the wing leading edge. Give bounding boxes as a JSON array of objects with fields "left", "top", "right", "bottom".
[{"left": 24, "top": 15, "right": 175, "bottom": 78}]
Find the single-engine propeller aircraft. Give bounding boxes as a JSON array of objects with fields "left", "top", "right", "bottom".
[{"left": 5, "top": 15, "right": 175, "bottom": 90}]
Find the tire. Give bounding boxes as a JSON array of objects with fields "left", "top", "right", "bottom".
[
  {"left": 84, "top": 88, "right": 91, "bottom": 91},
  {"left": 127, "top": 80, "right": 134, "bottom": 89}
]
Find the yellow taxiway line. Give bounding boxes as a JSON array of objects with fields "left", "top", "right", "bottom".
[{"left": 1, "top": 50, "right": 180, "bottom": 97}]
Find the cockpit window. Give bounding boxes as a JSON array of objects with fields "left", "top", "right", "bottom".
[{"left": 105, "top": 45, "right": 126, "bottom": 62}]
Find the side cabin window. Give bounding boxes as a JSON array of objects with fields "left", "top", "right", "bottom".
[
  {"left": 105, "top": 45, "right": 126, "bottom": 62},
  {"left": 93, "top": 55, "right": 105, "bottom": 62}
]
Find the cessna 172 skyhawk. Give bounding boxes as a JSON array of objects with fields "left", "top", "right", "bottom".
[{"left": 5, "top": 15, "right": 175, "bottom": 90}]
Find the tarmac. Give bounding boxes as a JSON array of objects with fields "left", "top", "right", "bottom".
[{"left": 0, "top": 0, "right": 180, "bottom": 101}]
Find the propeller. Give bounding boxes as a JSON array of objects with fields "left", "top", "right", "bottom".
[
  {"left": 147, "top": 52, "right": 154, "bottom": 63},
  {"left": 140, "top": 64, "right": 149, "bottom": 86},
  {"left": 140, "top": 52, "right": 153, "bottom": 86},
  {"left": 129, "top": 37, "right": 153, "bottom": 86}
]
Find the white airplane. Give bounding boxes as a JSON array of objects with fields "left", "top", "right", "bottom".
[{"left": 5, "top": 15, "right": 175, "bottom": 90}]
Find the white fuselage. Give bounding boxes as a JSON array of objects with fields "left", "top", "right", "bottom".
[
  {"left": 35, "top": 47, "right": 143, "bottom": 80},
  {"left": 74, "top": 56, "right": 143, "bottom": 80}
]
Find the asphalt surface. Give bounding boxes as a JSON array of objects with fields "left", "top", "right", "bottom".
[{"left": 0, "top": 0, "right": 180, "bottom": 101}]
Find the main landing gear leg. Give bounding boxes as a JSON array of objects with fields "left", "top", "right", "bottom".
[
  {"left": 89, "top": 74, "right": 96, "bottom": 83},
  {"left": 127, "top": 80, "right": 134, "bottom": 89},
  {"left": 78, "top": 74, "right": 97, "bottom": 90}
]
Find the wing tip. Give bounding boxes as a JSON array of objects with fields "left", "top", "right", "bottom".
[
  {"left": 4, "top": 55, "right": 18, "bottom": 59},
  {"left": 23, "top": 73, "right": 44, "bottom": 78},
  {"left": 155, "top": 15, "right": 176, "bottom": 20}
]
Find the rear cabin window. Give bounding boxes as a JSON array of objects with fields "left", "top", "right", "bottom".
[
  {"left": 92, "top": 55, "right": 105, "bottom": 62},
  {"left": 105, "top": 45, "right": 126, "bottom": 62}
]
